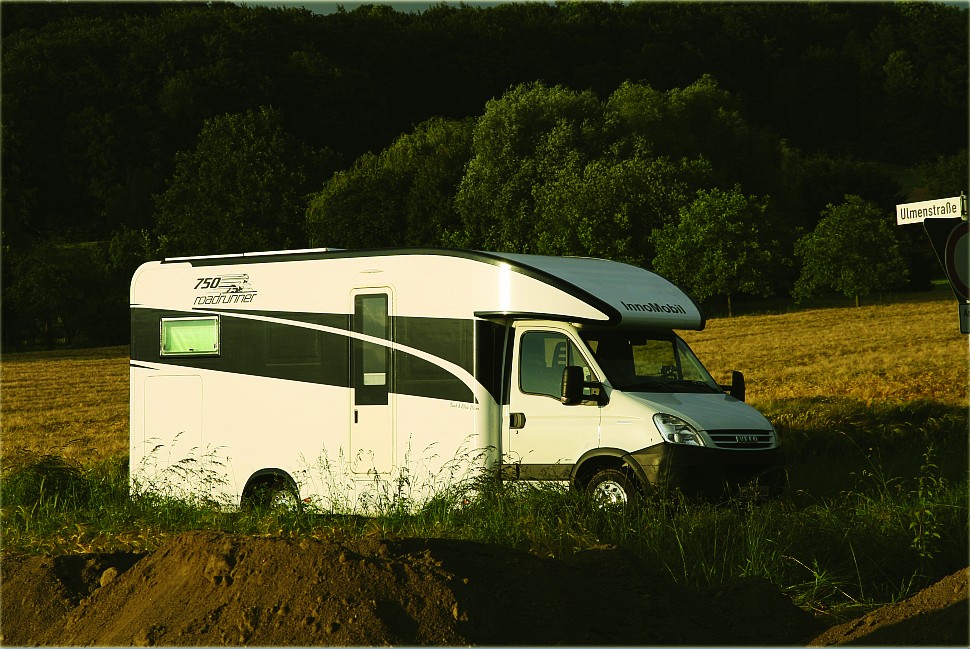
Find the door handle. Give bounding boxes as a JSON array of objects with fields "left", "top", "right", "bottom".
[{"left": 510, "top": 412, "right": 526, "bottom": 429}]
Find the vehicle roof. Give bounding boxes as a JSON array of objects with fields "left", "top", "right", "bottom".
[{"left": 149, "top": 247, "right": 704, "bottom": 330}]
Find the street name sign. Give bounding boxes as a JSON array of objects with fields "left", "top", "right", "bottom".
[{"left": 896, "top": 195, "right": 964, "bottom": 225}]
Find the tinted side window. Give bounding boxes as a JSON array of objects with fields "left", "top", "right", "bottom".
[{"left": 519, "top": 331, "right": 591, "bottom": 398}]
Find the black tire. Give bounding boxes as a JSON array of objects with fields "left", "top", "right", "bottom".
[
  {"left": 586, "top": 467, "right": 638, "bottom": 509},
  {"left": 247, "top": 479, "right": 300, "bottom": 512}
]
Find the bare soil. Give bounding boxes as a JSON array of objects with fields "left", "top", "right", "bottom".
[{"left": 1, "top": 531, "right": 966, "bottom": 646}]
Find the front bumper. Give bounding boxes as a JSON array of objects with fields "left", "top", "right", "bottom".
[{"left": 628, "top": 443, "right": 787, "bottom": 499}]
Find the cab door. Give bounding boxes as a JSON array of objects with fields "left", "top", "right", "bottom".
[
  {"left": 505, "top": 326, "right": 601, "bottom": 479},
  {"left": 350, "top": 290, "right": 394, "bottom": 474}
]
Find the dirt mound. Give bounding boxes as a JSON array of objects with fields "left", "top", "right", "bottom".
[
  {"left": 0, "top": 531, "right": 962, "bottom": 646},
  {"left": 1, "top": 550, "right": 146, "bottom": 646},
  {"left": 1, "top": 554, "right": 74, "bottom": 646},
  {"left": 808, "top": 567, "right": 969, "bottom": 646}
]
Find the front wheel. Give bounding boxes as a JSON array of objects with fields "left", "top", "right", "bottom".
[{"left": 586, "top": 468, "right": 638, "bottom": 509}]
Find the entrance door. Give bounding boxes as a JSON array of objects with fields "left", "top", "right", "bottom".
[
  {"left": 351, "top": 290, "right": 394, "bottom": 474},
  {"left": 506, "top": 327, "right": 600, "bottom": 479}
]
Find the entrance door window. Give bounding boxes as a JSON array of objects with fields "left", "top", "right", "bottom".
[{"left": 354, "top": 294, "right": 389, "bottom": 405}]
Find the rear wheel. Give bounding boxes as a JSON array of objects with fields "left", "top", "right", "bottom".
[
  {"left": 586, "top": 468, "right": 638, "bottom": 509},
  {"left": 246, "top": 478, "right": 300, "bottom": 512}
]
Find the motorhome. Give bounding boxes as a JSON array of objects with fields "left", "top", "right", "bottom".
[{"left": 129, "top": 248, "right": 785, "bottom": 511}]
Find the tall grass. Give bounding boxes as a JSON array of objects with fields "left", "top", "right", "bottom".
[{"left": 2, "top": 437, "right": 966, "bottom": 622}]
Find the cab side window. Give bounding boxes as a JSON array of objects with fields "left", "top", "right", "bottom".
[{"left": 519, "top": 331, "right": 591, "bottom": 398}]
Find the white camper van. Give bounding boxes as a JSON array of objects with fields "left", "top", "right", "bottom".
[{"left": 130, "top": 248, "right": 785, "bottom": 511}]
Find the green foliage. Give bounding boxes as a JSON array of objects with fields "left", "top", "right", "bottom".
[
  {"left": 783, "top": 154, "right": 903, "bottom": 234},
  {"left": 908, "top": 447, "right": 944, "bottom": 562},
  {"left": 106, "top": 227, "right": 159, "bottom": 279},
  {"left": 454, "top": 82, "right": 606, "bottom": 253},
  {"left": 454, "top": 79, "right": 750, "bottom": 264},
  {"left": 2, "top": 241, "right": 126, "bottom": 347},
  {"left": 306, "top": 117, "right": 473, "bottom": 248},
  {"left": 917, "top": 150, "right": 969, "bottom": 200},
  {"left": 793, "top": 195, "right": 908, "bottom": 306},
  {"left": 608, "top": 76, "right": 785, "bottom": 197},
  {"left": 154, "top": 106, "right": 340, "bottom": 257},
  {"left": 2, "top": 452, "right": 93, "bottom": 513},
  {"left": 652, "top": 186, "right": 780, "bottom": 315}
]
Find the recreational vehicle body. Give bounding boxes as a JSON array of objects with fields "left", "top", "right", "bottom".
[{"left": 129, "top": 248, "right": 785, "bottom": 510}]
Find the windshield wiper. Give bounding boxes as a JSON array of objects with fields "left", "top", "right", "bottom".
[
  {"left": 616, "top": 378, "right": 676, "bottom": 393},
  {"left": 617, "top": 378, "right": 720, "bottom": 394},
  {"left": 663, "top": 378, "right": 722, "bottom": 394}
]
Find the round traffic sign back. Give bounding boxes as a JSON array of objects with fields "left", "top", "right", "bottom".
[{"left": 944, "top": 221, "right": 968, "bottom": 301}]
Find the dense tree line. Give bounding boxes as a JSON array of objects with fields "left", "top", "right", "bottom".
[{"left": 1, "top": 1, "right": 967, "bottom": 348}]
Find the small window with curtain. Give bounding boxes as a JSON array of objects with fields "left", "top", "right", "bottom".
[{"left": 160, "top": 316, "right": 220, "bottom": 357}]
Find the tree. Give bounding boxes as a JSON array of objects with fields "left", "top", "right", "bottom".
[
  {"left": 3, "top": 241, "right": 120, "bottom": 348},
  {"left": 454, "top": 82, "right": 605, "bottom": 253},
  {"left": 453, "top": 80, "right": 717, "bottom": 263},
  {"left": 651, "top": 186, "right": 780, "bottom": 316},
  {"left": 306, "top": 117, "right": 473, "bottom": 249},
  {"left": 606, "top": 76, "right": 784, "bottom": 197},
  {"left": 793, "top": 194, "right": 908, "bottom": 306},
  {"left": 153, "top": 106, "right": 339, "bottom": 257},
  {"left": 918, "top": 150, "right": 968, "bottom": 200},
  {"left": 531, "top": 146, "right": 710, "bottom": 268}
]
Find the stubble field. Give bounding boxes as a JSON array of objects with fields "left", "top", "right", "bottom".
[
  {"left": 682, "top": 292, "right": 967, "bottom": 407},
  {"left": 2, "top": 346, "right": 129, "bottom": 466}
]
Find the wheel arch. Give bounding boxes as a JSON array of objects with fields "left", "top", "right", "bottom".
[
  {"left": 571, "top": 448, "right": 650, "bottom": 490},
  {"left": 241, "top": 468, "right": 300, "bottom": 506}
]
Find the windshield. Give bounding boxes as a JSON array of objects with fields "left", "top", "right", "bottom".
[{"left": 580, "top": 330, "right": 721, "bottom": 394}]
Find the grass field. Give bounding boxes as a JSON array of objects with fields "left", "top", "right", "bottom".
[
  {"left": 1, "top": 346, "right": 129, "bottom": 466},
  {"left": 684, "top": 292, "right": 968, "bottom": 495},
  {"left": 2, "top": 292, "right": 967, "bottom": 617},
  {"left": 683, "top": 292, "right": 967, "bottom": 407}
]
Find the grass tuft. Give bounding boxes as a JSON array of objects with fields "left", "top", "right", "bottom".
[{"left": 2, "top": 451, "right": 93, "bottom": 512}]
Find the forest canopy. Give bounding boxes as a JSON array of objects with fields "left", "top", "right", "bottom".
[{"left": 1, "top": 1, "right": 967, "bottom": 348}]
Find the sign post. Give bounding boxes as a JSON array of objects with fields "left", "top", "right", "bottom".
[{"left": 896, "top": 193, "right": 968, "bottom": 334}]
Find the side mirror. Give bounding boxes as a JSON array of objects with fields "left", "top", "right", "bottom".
[
  {"left": 561, "top": 366, "right": 606, "bottom": 405},
  {"left": 561, "top": 366, "right": 585, "bottom": 405},
  {"left": 729, "top": 370, "right": 746, "bottom": 402}
]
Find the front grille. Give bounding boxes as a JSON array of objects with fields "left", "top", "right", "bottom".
[{"left": 707, "top": 429, "right": 774, "bottom": 449}]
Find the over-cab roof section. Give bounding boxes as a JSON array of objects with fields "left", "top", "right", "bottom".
[{"left": 481, "top": 252, "right": 705, "bottom": 330}]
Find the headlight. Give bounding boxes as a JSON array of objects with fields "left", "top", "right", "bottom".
[{"left": 654, "top": 413, "right": 705, "bottom": 446}]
